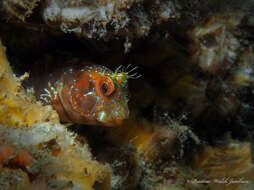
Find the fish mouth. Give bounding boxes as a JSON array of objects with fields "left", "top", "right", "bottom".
[{"left": 96, "top": 111, "right": 126, "bottom": 126}]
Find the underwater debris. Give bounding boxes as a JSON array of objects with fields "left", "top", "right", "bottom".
[{"left": 0, "top": 41, "right": 112, "bottom": 190}]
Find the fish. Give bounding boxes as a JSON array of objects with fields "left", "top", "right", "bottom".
[{"left": 29, "top": 58, "right": 140, "bottom": 126}]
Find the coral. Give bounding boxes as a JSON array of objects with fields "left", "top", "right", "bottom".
[
  {"left": 0, "top": 41, "right": 111, "bottom": 189},
  {"left": 0, "top": 144, "right": 33, "bottom": 167},
  {"left": 193, "top": 139, "right": 254, "bottom": 190},
  {"left": 125, "top": 13, "right": 254, "bottom": 125},
  {"left": 102, "top": 119, "right": 194, "bottom": 190},
  {"left": 189, "top": 13, "right": 244, "bottom": 74},
  {"left": 137, "top": 139, "right": 254, "bottom": 190},
  {"left": 1, "top": 2, "right": 254, "bottom": 190},
  {"left": 193, "top": 140, "right": 252, "bottom": 176},
  {"left": 106, "top": 120, "right": 178, "bottom": 163},
  {"left": 0, "top": 41, "right": 59, "bottom": 128},
  {"left": 185, "top": 13, "right": 254, "bottom": 127},
  {"left": 95, "top": 147, "right": 141, "bottom": 190},
  {"left": 0, "top": 0, "right": 178, "bottom": 40},
  {"left": 184, "top": 14, "right": 247, "bottom": 118},
  {"left": 231, "top": 47, "right": 254, "bottom": 87},
  {"left": 0, "top": 144, "right": 15, "bottom": 165},
  {"left": 0, "top": 168, "right": 31, "bottom": 190},
  {"left": 139, "top": 163, "right": 200, "bottom": 190},
  {"left": 0, "top": 0, "right": 40, "bottom": 21},
  {"left": 42, "top": 0, "right": 177, "bottom": 39}
]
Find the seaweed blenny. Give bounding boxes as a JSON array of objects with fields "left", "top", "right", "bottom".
[{"left": 30, "top": 59, "right": 139, "bottom": 126}]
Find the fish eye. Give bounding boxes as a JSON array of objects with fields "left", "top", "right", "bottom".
[
  {"left": 99, "top": 76, "right": 115, "bottom": 96},
  {"left": 102, "top": 83, "right": 108, "bottom": 93}
]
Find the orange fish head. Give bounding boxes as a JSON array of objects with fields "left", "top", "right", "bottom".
[{"left": 60, "top": 65, "right": 129, "bottom": 126}]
